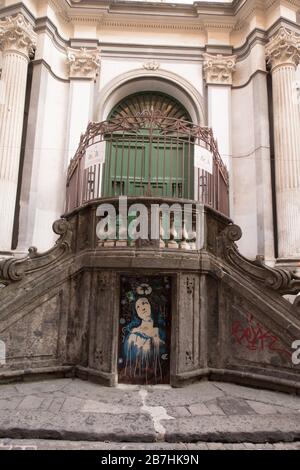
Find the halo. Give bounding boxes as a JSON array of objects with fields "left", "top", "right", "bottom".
[{"left": 136, "top": 283, "right": 152, "bottom": 296}]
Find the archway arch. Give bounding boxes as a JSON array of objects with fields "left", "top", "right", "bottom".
[
  {"left": 102, "top": 91, "right": 195, "bottom": 199},
  {"left": 108, "top": 91, "right": 192, "bottom": 121},
  {"left": 95, "top": 68, "right": 205, "bottom": 125}
]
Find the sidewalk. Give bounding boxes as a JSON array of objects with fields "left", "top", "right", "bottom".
[{"left": 0, "top": 379, "right": 300, "bottom": 445}]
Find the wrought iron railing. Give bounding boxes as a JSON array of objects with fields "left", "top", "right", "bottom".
[{"left": 66, "top": 112, "right": 229, "bottom": 216}]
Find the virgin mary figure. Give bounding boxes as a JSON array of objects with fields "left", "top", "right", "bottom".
[{"left": 124, "top": 286, "right": 166, "bottom": 382}]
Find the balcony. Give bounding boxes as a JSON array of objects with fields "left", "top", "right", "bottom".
[
  {"left": 66, "top": 112, "right": 229, "bottom": 224},
  {"left": 65, "top": 112, "right": 229, "bottom": 252}
]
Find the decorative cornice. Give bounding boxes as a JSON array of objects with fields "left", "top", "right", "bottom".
[
  {"left": 266, "top": 27, "right": 300, "bottom": 71},
  {"left": 100, "top": 20, "right": 204, "bottom": 32},
  {"left": 0, "top": 13, "right": 37, "bottom": 58},
  {"left": 64, "top": 0, "right": 300, "bottom": 17},
  {"left": 67, "top": 47, "right": 101, "bottom": 79},
  {"left": 48, "top": 0, "right": 71, "bottom": 23},
  {"left": 203, "top": 53, "right": 237, "bottom": 85}
]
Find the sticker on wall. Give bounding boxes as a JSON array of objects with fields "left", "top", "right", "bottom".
[
  {"left": 118, "top": 276, "right": 172, "bottom": 385},
  {"left": 194, "top": 146, "right": 213, "bottom": 175},
  {"left": 84, "top": 141, "right": 106, "bottom": 169}
]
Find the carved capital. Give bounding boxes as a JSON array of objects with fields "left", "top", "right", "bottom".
[
  {"left": 203, "top": 53, "right": 236, "bottom": 85},
  {"left": 266, "top": 27, "right": 300, "bottom": 71},
  {"left": 0, "top": 13, "right": 37, "bottom": 58},
  {"left": 67, "top": 47, "right": 101, "bottom": 79}
]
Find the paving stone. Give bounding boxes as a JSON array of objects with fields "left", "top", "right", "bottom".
[
  {"left": 205, "top": 401, "right": 226, "bottom": 416},
  {"left": 82, "top": 400, "right": 140, "bottom": 415},
  {"left": 207, "top": 443, "right": 225, "bottom": 450},
  {"left": 166, "top": 407, "right": 191, "bottom": 418},
  {"left": 0, "top": 410, "right": 156, "bottom": 442},
  {"left": 229, "top": 444, "right": 247, "bottom": 450},
  {"left": 246, "top": 400, "right": 278, "bottom": 415},
  {"left": 244, "top": 443, "right": 258, "bottom": 449},
  {"left": 119, "top": 443, "right": 187, "bottom": 450},
  {"left": 145, "top": 382, "right": 224, "bottom": 407},
  {"left": 217, "top": 397, "right": 256, "bottom": 416},
  {"left": 18, "top": 396, "right": 44, "bottom": 410},
  {"left": 186, "top": 443, "right": 208, "bottom": 450},
  {"left": 214, "top": 382, "right": 300, "bottom": 411},
  {"left": 255, "top": 443, "right": 275, "bottom": 450},
  {"left": 48, "top": 397, "right": 65, "bottom": 413},
  {"left": 188, "top": 403, "right": 212, "bottom": 416},
  {"left": 64, "top": 380, "right": 142, "bottom": 405},
  {"left": 163, "top": 414, "right": 300, "bottom": 443},
  {"left": 61, "top": 397, "right": 84, "bottom": 413},
  {"left": 274, "top": 405, "right": 297, "bottom": 415},
  {"left": 0, "top": 384, "right": 20, "bottom": 399},
  {"left": 14, "top": 380, "right": 71, "bottom": 395},
  {"left": 0, "top": 397, "right": 23, "bottom": 410},
  {"left": 39, "top": 398, "right": 53, "bottom": 411},
  {"left": 273, "top": 442, "right": 300, "bottom": 450}
]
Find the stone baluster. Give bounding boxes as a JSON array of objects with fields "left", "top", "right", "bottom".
[
  {"left": 159, "top": 212, "right": 165, "bottom": 249},
  {"left": 167, "top": 212, "right": 179, "bottom": 249}
]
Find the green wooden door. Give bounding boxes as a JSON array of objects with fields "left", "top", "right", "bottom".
[{"left": 104, "top": 134, "right": 193, "bottom": 199}]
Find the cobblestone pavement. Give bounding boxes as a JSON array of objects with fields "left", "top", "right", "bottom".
[{"left": 0, "top": 379, "right": 300, "bottom": 445}]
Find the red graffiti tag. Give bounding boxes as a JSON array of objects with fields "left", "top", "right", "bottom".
[{"left": 232, "top": 314, "right": 291, "bottom": 359}]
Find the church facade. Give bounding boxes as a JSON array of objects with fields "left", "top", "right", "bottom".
[{"left": 0, "top": 0, "right": 300, "bottom": 389}]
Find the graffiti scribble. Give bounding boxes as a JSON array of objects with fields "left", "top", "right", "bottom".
[{"left": 232, "top": 314, "right": 291, "bottom": 358}]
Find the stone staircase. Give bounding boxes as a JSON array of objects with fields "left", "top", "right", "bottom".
[{"left": 0, "top": 204, "right": 299, "bottom": 392}]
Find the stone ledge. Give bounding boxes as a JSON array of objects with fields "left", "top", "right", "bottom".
[{"left": 0, "top": 366, "right": 74, "bottom": 385}]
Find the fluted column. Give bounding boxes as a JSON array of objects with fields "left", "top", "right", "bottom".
[
  {"left": 266, "top": 27, "right": 300, "bottom": 259},
  {"left": 0, "top": 14, "right": 36, "bottom": 251}
]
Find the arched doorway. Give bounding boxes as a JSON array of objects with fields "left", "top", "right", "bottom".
[{"left": 102, "top": 92, "right": 194, "bottom": 199}]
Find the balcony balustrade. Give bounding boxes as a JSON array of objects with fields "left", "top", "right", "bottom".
[{"left": 66, "top": 112, "right": 229, "bottom": 221}]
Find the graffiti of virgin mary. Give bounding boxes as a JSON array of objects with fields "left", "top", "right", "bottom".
[{"left": 119, "top": 278, "right": 171, "bottom": 385}]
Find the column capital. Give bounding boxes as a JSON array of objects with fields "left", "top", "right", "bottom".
[
  {"left": 67, "top": 47, "right": 101, "bottom": 80},
  {"left": 266, "top": 27, "right": 300, "bottom": 71},
  {"left": 203, "top": 53, "right": 236, "bottom": 85},
  {"left": 0, "top": 13, "right": 36, "bottom": 58}
]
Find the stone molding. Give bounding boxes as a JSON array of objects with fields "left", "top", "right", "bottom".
[
  {"left": 219, "top": 224, "right": 300, "bottom": 311},
  {"left": 0, "top": 220, "right": 72, "bottom": 286},
  {"left": 266, "top": 27, "right": 300, "bottom": 71},
  {"left": 143, "top": 60, "right": 160, "bottom": 71},
  {"left": 67, "top": 47, "right": 101, "bottom": 79},
  {"left": 203, "top": 53, "right": 237, "bottom": 85},
  {"left": 0, "top": 13, "right": 37, "bottom": 58}
]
